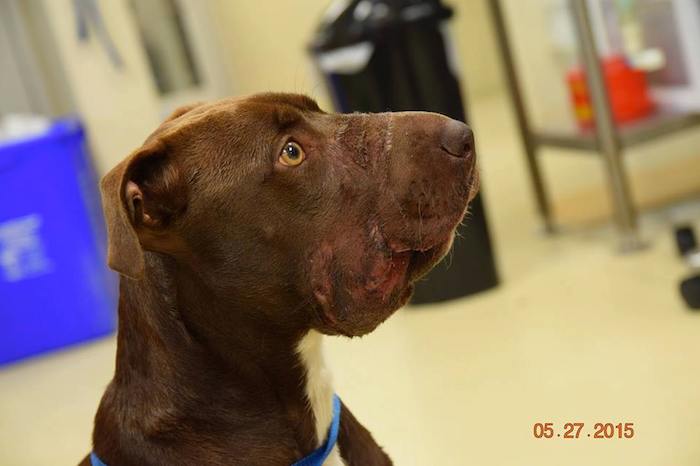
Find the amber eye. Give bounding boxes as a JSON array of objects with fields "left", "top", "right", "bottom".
[{"left": 279, "top": 141, "right": 305, "bottom": 167}]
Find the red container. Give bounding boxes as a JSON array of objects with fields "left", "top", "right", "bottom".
[{"left": 567, "top": 55, "right": 655, "bottom": 129}]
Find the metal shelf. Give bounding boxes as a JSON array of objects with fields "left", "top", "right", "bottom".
[
  {"left": 534, "top": 110, "right": 700, "bottom": 152},
  {"left": 488, "top": 0, "right": 700, "bottom": 250}
]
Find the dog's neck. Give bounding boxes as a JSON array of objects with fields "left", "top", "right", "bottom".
[{"left": 94, "top": 253, "right": 339, "bottom": 464}]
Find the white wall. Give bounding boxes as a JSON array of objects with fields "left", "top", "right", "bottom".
[
  {"left": 206, "top": 0, "right": 503, "bottom": 107},
  {"left": 39, "top": 0, "right": 162, "bottom": 174}
]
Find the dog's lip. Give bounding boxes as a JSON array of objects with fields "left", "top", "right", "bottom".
[
  {"left": 387, "top": 233, "right": 450, "bottom": 255},
  {"left": 408, "top": 242, "right": 442, "bottom": 271},
  {"left": 406, "top": 234, "right": 455, "bottom": 279},
  {"left": 311, "top": 227, "right": 456, "bottom": 335}
]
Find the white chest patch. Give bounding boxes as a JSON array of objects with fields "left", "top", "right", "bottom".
[{"left": 296, "top": 331, "right": 345, "bottom": 466}]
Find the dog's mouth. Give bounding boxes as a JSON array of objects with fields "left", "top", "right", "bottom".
[{"left": 311, "top": 229, "right": 455, "bottom": 337}]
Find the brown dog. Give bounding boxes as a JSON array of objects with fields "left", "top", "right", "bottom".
[{"left": 82, "top": 93, "right": 477, "bottom": 466}]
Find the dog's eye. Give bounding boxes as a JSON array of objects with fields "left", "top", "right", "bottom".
[{"left": 279, "top": 141, "right": 305, "bottom": 167}]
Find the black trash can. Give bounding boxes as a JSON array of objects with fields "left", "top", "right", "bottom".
[{"left": 310, "top": 0, "right": 498, "bottom": 303}]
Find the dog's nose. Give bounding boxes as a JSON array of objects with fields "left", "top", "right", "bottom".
[{"left": 440, "top": 119, "right": 473, "bottom": 158}]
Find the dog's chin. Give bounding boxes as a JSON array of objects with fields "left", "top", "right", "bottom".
[
  {"left": 312, "top": 234, "right": 455, "bottom": 338},
  {"left": 313, "top": 284, "right": 413, "bottom": 337}
]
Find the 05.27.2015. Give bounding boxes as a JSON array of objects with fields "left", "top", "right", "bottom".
[{"left": 533, "top": 422, "right": 634, "bottom": 439}]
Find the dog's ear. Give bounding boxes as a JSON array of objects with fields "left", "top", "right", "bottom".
[{"left": 100, "top": 138, "right": 187, "bottom": 279}]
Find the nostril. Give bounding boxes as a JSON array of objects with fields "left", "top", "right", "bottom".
[
  {"left": 462, "top": 138, "right": 473, "bottom": 155},
  {"left": 440, "top": 119, "right": 473, "bottom": 158}
]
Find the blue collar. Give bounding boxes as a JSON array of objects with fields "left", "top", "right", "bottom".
[
  {"left": 89, "top": 452, "right": 107, "bottom": 466},
  {"left": 91, "top": 394, "right": 342, "bottom": 466},
  {"left": 292, "top": 394, "right": 342, "bottom": 466}
]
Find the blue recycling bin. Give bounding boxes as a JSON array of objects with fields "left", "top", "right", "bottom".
[{"left": 0, "top": 118, "right": 116, "bottom": 366}]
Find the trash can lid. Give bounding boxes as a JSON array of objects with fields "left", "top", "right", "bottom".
[{"left": 310, "top": 0, "right": 453, "bottom": 52}]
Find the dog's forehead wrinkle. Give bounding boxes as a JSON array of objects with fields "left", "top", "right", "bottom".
[
  {"left": 144, "top": 94, "right": 319, "bottom": 156},
  {"left": 152, "top": 103, "right": 237, "bottom": 141},
  {"left": 249, "top": 92, "right": 321, "bottom": 112}
]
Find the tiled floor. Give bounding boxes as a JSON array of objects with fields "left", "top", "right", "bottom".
[{"left": 2, "top": 94, "right": 700, "bottom": 466}]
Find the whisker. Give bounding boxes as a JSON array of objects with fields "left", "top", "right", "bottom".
[{"left": 444, "top": 247, "right": 455, "bottom": 270}]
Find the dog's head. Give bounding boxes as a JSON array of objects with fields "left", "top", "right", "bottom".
[{"left": 102, "top": 93, "right": 477, "bottom": 337}]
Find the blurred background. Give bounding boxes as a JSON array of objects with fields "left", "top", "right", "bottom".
[{"left": 2, "top": 0, "right": 700, "bottom": 464}]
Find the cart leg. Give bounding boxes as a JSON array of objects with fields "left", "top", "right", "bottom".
[
  {"left": 600, "top": 145, "right": 645, "bottom": 252},
  {"left": 523, "top": 135, "right": 554, "bottom": 234},
  {"left": 570, "top": 0, "right": 645, "bottom": 251},
  {"left": 488, "top": 0, "right": 555, "bottom": 233}
]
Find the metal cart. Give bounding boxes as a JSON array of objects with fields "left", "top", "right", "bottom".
[{"left": 488, "top": 0, "right": 700, "bottom": 251}]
